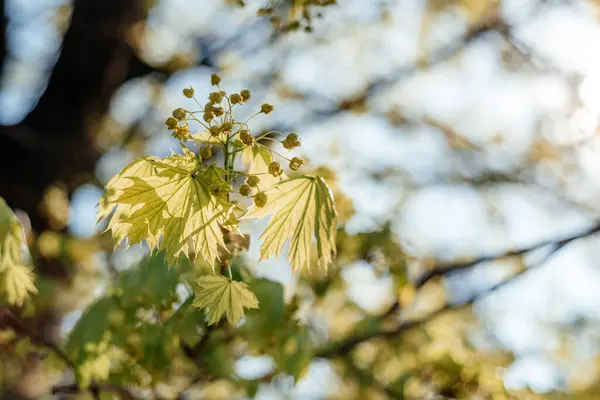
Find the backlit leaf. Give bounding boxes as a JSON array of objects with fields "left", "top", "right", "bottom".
[
  {"left": 97, "top": 153, "right": 236, "bottom": 268},
  {"left": 0, "top": 197, "right": 37, "bottom": 306},
  {"left": 241, "top": 143, "right": 286, "bottom": 187},
  {"left": 192, "top": 274, "right": 259, "bottom": 325},
  {"left": 245, "top": 176, "right": 337, "bottom": 273}
]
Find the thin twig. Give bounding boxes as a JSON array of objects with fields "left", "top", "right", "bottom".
[
  {"left": 3, "top": 309, "right": 75, "bottom": 369},
  {"left": 414, "top": 220, "right": 600, "bottom": 288},
  {"left": 317, "top": 222, "right": 598, "bottom": 358}
]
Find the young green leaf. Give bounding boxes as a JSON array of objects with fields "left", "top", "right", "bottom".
[
  {"left": 192, "top": 275, "right": 259, "bottom": 325},
  {"left": 97, "top": 153, "right": 236, "bottom": 268},
  {"left": 241, "top": 143, "right": 286, "bottom": 186},
  {"left": 244, "top": 176, "right": 337, "bottom": 273},
  {"left": 0, "top": 197, "right": 37, "bottom": 305}
]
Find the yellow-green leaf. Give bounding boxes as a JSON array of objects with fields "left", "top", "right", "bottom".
[
  {"left": 244, "top": 176, "right": 337, "bottom": 273},
  {"left": 97, "top": 154, "right": 236, "bottom": 268},
  {"left": 1, "top": 262, "right": 37, "bottom": 306},
  {"left": 0, "top": 197, "right": 37, "bottom": 306},
  {"left": 241, "top": 143, "right": 286, "bottom": 187},
  {"left": 191, "top": 131, "right": 222, "bottom": 145},
  {"left": 192, "top": 275, "right": 259, "bottom": 325}
]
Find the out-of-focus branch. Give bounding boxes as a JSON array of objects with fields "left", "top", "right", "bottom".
[
  {"left": 51, "top": 383, "right": 143, "bottom": 400},
  {"left": 1, "top": 309, "right": 142, "bottom": 399},
  {"left": 317, "top": 220, "right": 600, "bottom": 359},
  {"left": 310, "top": 15, "right": 501, "bottom": 120},
  {"left": 414, "top": 220, "right": 600, "bottom": 288},
  {"left": 2, "top": 308, "right": 74, "bottom": 369}
]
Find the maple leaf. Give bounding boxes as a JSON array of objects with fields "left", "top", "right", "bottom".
[
  {"left": 1, "top": 261, "right": 37, "bottom": 306},
  {"left": 0, "top": 198, "right": 37, "bottom": 305},
  {"left": 192, "top": 274, "right": 259, "bottom": 325},
  {"left": 244, "top": 176, "right": 337, "bottom": 273},
  {"left": 97, "top": 152, "right": 236, "bottom": 268},
  {"left": 241, "top": 143, "right": 286, "bottom": 187}
]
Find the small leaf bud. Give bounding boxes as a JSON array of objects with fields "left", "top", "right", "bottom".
[
  {"left": 173, "top": 108, "right": 187, "bottom": 120},
  {"left": 221, "top": 122, "right": 233, "bottom": 133},
  {"left": 254, "top": 192, "right": 268, "bottom": 208},
  {"left": 239, "top": 129, "right": 254, "bottom": 146},
  {"left": 203, "top": 112, "right": 214, "bottom": 122},
  {"left": 247, "top": 175, "right": 260, "bottom": 187},
  {"left": 211, "top": 73, "right": 221, "bottom": 86},
  {"left": 209, "top": 92, "right": 223, "bottom": 103},
  {"left": 230, "top": 93, "right": 243, "bottom": 104},
  {"left": 240, "top": 89, "right": 251, "bottom": 101},
  {"left": 183, "top": 87, "right": 195, "bottom": 98},
  {"left": 261, "top": 103, "right": 274, "bottom": 114},
  {"left": 209, "top": 126, "right": 221, "bottom": 137},
  {"left": 289, "top": 157, "right": 304, "bottom": 171},
  {"left": 239, "top": 184, "right": 251, "bottom": 197},
  {"left": 165, "top": 117, "right": 178, "bottom": 129},
  {"left": 282, "top": 133, "right": 301, "bottom": 150},
  {"left": 269, "top": 161, "right": 283, "bottom": 177}
]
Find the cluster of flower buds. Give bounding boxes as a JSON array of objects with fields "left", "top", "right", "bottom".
[{"left": 167, "top": 73, "right": 311, "bottom": 210}]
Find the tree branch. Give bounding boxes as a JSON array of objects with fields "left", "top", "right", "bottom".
[
  {"left": 1, "top": 309, "right": 142, "bottom": 399},
  {"left": 414, "top": 220, "right": 600, "bottom": 288},
  {"left": 317, "top": 220, "right": 600, "bottom": 358},
  {"left": 2, "top": 308, "right": 75, "bottom": 369}
]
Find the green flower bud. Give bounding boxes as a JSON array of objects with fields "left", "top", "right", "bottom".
[
  {"left": 254, "top": 192, "right": 268, "bottom": 208},
  {"left": 240, "top": 89, "right": 251, "bottom": 101},
  {"left": 200, "top": 145, "right": 213, "bottom": 159},
  {"left": 213, "top": 107, "right": 224, "bottom": 116},
  {"left": 204, "top": 102, "right": 214, "bottom": 112},
  {"left": 209, "top": 126, "right": 221, "bottom": 136},
  {"left": 282, "top": 133, "right": 301, "bottom": 150},
  {"left": 165, "top": 117, "right": 178, "bottom": 129},
  {"left": 211, "top": 73, "right": 221, "bottom": 86},
  {"left": 221, "top": 122, "right": 233, "bottom": 133},
  {"left": 261, "top": 103, "right": 274, "bottom": 114},
  {"left": 289, "top": 157, "right": 304, "bottom": 171},
  {"left": 183, "top": 87, "right": 195, "bottom": 98},
  {"left": 269, "top": 161, "right": 283, "bottom": 177},
  {"left": 209, "top": 92, "right": 223, "bottom": 103},
  {"left": 173, "top": 108, "right": 187, "bottom": 120},
  {"left": 239, "top": 184, "right": 251, "bottom": 197},
  {"left": 203, "top": 112, "right": 214, "bottom": 122},
  {"left": 239, "top": 129, "right": 254, "bottom": 146},
  {"left": 230, "top": 93, "right": 243, "bottom": 104},
  {"left": 247, "top": 175, "right": 260, "bottom": 187}
]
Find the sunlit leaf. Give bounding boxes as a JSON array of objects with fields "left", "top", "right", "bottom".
[
  {"left": 244, "top": 176, "right": 337, "bottom": 273},
  {"left": 0, "top": 197, "right": 37, "bottom": 305},
  {"left": 1, "top": 262, "right": 37, "bottom": 306},
  {"left": 66, "top": 297, "right": 114, "bottom": 361},
  {"left": 241, "top": 143, "right": 286, "bottom": 187},
  {"left": 192, "top": 274, "right": 259, "bottom": 325},
  {"left": 97, "top": 153, "right": 236, "bottom": 268}
]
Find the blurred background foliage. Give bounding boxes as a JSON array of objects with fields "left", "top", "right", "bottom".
[{"left": 2, "top": 0, "right": 600, "bottom": 398}]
